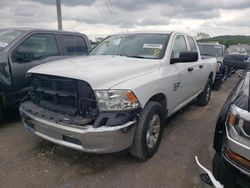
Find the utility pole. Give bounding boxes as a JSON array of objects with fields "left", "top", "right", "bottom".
[{"left": 56, "top": 0, "right": 63, "bottom": 30}]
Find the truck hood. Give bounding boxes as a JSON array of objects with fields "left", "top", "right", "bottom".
[{"left": 28, "top": 55, "right": 161, "bottom": 89}]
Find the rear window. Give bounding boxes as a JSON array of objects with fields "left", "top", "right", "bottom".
[
  {"left": 62, "top": 35, "right": 88, "bottom": 55},
  {"left": 187, "top": 37, "right": 198, "bottom": 52},
  {"left": 199, "top": 44, "right": 223, "bottom": 57}
]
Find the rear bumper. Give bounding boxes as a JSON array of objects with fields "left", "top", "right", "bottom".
[{"left": 20, "top": 106, "right": 136, "bottom": 153}]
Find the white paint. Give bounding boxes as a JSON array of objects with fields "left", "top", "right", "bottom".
[{"left": 28, "top": 31, "right": 217, "bottom": 117}]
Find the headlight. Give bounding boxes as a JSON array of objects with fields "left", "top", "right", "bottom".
[
  {"left": 226, "top": 104, "right": 250, "bottom": 147},
  {"left": 95, "top": 90, "right": 139, "bottom": 111}
]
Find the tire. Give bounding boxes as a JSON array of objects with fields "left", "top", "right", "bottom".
[
  {"left": 213, "top": 80, "right": 222, "bottom": 91},
  {"left": 0, "top": 107, "right": 2, "bottom": 122},
  {"left": 197, "top": 77, "right": 212, "bottom": 106},
  {"left": 227, "top": 67, "right": 232, "bottom": 77},
  {"left": 212, "top": 153, "right": 223, "bottom": 181},
  {"left": 129, "top": 101, "right": 164, "bottom": 160}
]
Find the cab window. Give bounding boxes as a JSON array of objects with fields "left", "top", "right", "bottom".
[
  {"left": 62, "top": 35, "right": 88, "bottom": 55},
  {"left": 12, "top": 33, "right": 59, "bottom": 62},
  {"left": 171, "top": 35, "right": 188, "bottom": 58},
  {"left": 187, "top": 36, "right": 198, "bottom": 52}
]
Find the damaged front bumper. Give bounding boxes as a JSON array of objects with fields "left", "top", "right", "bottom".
[{"left": 19, "top": 105, "right": 137, "bottom": 153}]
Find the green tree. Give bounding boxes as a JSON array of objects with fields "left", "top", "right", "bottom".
[{"left": 196, "top": 32, "right": 211, "bottom": 40}]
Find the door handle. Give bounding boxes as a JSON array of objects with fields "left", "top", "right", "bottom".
[
  {"left": 188, "top": 67, "right": 194, "bottom": 72},
  {"left": 199, "top": 65, "right": 204, "bottom": 69}
]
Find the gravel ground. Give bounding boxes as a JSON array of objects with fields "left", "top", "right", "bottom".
[{"left": 0, "top": 74, "right": 239, "bottom": 188}]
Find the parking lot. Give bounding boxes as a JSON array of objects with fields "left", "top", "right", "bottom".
[{"left": 0, "top": 74, "right": 238, "bottom": 188}]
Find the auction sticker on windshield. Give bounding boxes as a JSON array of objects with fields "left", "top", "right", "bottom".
[
  {"left": 143, "top": 43, "right": 163, "bottom": 49},
  {"left": 0, "top": 41, "right": 8, "bottom": 48}
]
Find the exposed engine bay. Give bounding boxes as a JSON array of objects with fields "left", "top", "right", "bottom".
[{"left": 22, "top": 74, "right": 138, "bottom": 127}]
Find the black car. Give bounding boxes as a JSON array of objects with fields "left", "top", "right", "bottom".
[
  {"left": 199, "top": 43, "right": 227, "bottom": 90},
  {"left": 0, "top": 28, "right": 91, "bottom": 120},
  {"left": 196, "top": 54, "right": 250, "bottom": 188}
]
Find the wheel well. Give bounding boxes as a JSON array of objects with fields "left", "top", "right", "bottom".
[
  {"left": 148, "top": 93, "right": 167, "bottom": 110},
  {"left": 213, "top": 116, "right": 226, "bottom": 153}
]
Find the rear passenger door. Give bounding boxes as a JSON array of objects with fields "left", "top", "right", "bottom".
[
  {"left": 61, "top": 35, "right": 88, "bottom": 56},
  {"left": 186, "top": 36, "right": 206, "bottom": 91},
  {"left": 170, "top": 35, "right": 200, "bottom": 104}
]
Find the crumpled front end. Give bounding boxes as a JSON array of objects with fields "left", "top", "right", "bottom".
[{"left": 20, "top": 74, "right": 138, "bottom": 153}]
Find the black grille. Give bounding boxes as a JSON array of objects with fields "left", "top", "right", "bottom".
[{"left": 31, "top": 74, "right": 98, "bottom": 117}]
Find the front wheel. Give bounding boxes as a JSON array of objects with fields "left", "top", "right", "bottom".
[
  {"left": 197, "top": 77, "right": 212, "bottom": 106},
  {"left": 129, "top": 101, "right": 164, "bottom": 160},
  {"left": 227, "top": 66, "right": 232, "bottom": 77}
]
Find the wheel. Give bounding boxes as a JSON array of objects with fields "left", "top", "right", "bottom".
[
  {"left": 227, "top": 66, "right": 232, "bottom": 77},
  {"left": 197, "top": 77, "right": 212, "bottom": 106},
  {"left": 129, "top": 101, "right": 164, "bottom": 160},
  {"left": 213, "top": 80, "right": 222, "bottom": 91},
  {"left": 212, "top": 153, "right": 223, "bottom": 182}
]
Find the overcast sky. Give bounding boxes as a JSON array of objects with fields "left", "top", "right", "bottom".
[{"left": 0, "top": 0, "right": 249, "bottom": 39}]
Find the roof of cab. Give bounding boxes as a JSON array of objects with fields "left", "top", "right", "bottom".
[
  {"left": 0, "top": 28, "right": 85, "bottom": 35},
  {"left": 199, "top": 42, "right": 225, "bottom": 47},
  {"left": 110, "top": 30, "right": 195, "bottom": 38}
]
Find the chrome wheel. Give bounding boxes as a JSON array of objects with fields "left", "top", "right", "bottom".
[{"left": 146, "top": 114, "right": 161, "bottom": 149}]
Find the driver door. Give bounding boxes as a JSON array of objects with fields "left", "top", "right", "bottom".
[
  {"left": 170, "top": 35, "right": 200, "bottom": 106},
  {"left": 10, "top": 33, "right": 59, "bottom": 92}
]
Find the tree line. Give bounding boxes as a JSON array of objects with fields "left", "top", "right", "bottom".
[{"left": 197, "top": 32, "right": 250, "bottom": 48}]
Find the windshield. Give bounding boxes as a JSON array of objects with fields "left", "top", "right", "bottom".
[
  {"left": 0, "top": 30, "right": 23, "bottom": 51},
  {"left": 90, "top": 34, "right": 170, "bottom": 59},
  {"left": 199, "top": 44, "right": 223, "bottom": 57}
]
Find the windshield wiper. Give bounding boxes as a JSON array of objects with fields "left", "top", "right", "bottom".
[
  {"left": 201, "top": 53, "right": 216, "bottom": 56},
  {"left": 119, "top": 54, "right": 145, "bottom": 59}
]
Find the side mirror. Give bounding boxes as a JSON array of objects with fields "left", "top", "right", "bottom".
[
  {"left": 171, "top": 51, "right": 198, "bottom": 64},
  {"left": 223, "top": 54, "right": 249, "bottom": 70},
  {"left": 12, "top": 49, "right": 35, "bottom": 62}
]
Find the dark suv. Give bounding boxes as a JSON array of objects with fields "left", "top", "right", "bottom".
[
  {"left": 196, "top": 54, "right": 250, "bottom": 188},
  {"left": 0, "top": 28, "right": 91, "bottom": 120},
  {"left": 199, "top": 43, "right": 227, "bottom": 90}
]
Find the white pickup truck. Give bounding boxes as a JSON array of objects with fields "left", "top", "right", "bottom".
[{"left": 20, "top": 31, "right": 217, "bottom": 160}]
